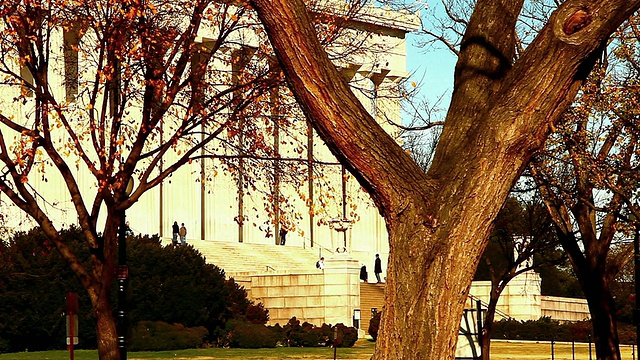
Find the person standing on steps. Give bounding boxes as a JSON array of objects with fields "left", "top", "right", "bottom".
[
  {"left": 374, "top": 254, "right": 383, "bottom": 283},
  {"left": 279, "top": 227, "right": 288, "bottom": 245},
  {"left": 316, "top": 257, "right": 325, "bottom": 270},
  {"left": 360, "top": 264, "right": 368, "bottom": 283},
  {"left": 172, "top": 221, "right": 179, "bottom": 245},
  {"left": 179, "top": 223, "right": 187, "bottom": 244}
]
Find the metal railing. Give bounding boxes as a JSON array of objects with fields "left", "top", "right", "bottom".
[
  {"left": 468, "top": 293, "right": 511, "bottom": 320},
  {"left": 266, "top": 265, "right": 276, "bottom": 272}
]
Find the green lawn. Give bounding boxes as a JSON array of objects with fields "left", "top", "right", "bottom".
[{"left": 0, "top": 340, "right": 637, "bottom": 359}]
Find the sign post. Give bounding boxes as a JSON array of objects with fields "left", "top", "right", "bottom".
[{"left": 66, "top": 292, "right": 79, "bottom": 360}]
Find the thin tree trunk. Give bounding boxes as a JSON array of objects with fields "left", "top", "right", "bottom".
[{"left": 480, "top": 285, "right": 501, "bottom": 360}]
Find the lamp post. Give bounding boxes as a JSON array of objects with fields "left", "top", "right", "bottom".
[
  {"left": 117, "top": 178, "right": 133, "bottom": 360},
  {"left": 329, "top": 218, "right": 353, "bottom": 253}
]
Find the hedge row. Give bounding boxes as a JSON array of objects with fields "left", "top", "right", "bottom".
[
  {"left": 129, "top": 317, "right": 359, "bottom": 350},
  {"left": 225, "top": 316, "right": 358, "bottom": 349},
  {"left": 492, "top": 317, "right": 637, "bottom": 344}
]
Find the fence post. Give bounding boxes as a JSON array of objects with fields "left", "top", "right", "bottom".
[
  {"left": 588, "top": 334, "right": 592, "bottom": 360},
  {"left": 572, "top": 339, "right": 575, "bottom": 360},
  {"left": 551, "top": 338, "right": 555, "bottom": 360}
]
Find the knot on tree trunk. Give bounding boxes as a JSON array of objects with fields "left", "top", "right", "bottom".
[{"left": 562, "top": 9, "right": 591, "bottom": 36}]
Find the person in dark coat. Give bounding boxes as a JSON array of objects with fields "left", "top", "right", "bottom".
[
  {"left": 172, "top": 221, "right": 179, "bottom": 245},
  {"left": 279, "top": 227, "right": 288, "bottom": 245},
  {"left": 374, "top": 254, "right": 383, "bottom": 283},
  {"left": 360, "top": 265, "right": 368, "bottom": 283}
]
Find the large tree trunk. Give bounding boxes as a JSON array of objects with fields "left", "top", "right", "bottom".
[
  {"left": 588, "top": 286, "right": 620, "bottom": 359},
  {"left": 94, "top": 292, "right": 119, "bottom": 360},
  {"left": 250, "top": 0, "right": 640, "bottom": 358},
  {"left": 581, "top": 271, "right": 621, "bottom": 359}
]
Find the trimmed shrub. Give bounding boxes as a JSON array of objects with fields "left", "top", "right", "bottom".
[
  {"left": 225, "top": 319, "right": 279, "bottom": 348},
  {"left": 334, "top": 323, "right": 358, "bottom": 347},
  {"left": 214, "top": 316, "right": 359, "bottom": 349},
  {"left": 368, "top": 312, "right": 381, "bottom": 341},
  {"left": 490, "top": 317, "right": 638, "bottom": 344},
  {"left": 129, "top": 321, "right": 208, "bottom": 351},
  {"left": 279, "top": 317, "right": 358, "bottom": 348},
  {"left": 492, "top": 317, "right": 571, "bottom": 341}
]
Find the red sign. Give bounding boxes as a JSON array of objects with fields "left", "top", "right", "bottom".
[
  {"left": 67, "top": 292, "right": 78, "bottom": 315},
  {"left": 116, "top": 265, "right": 129, "bottom": 279}
]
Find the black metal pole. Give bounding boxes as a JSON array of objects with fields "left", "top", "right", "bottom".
[
  {"left": 117, "top": 211, "right": 128, "bottom": 360},
  {"left": 476, "top": 299, "right": 483, "bottom": 359},
  {"left": 635, "top": 224, "right": 640, "bottom": 351}
]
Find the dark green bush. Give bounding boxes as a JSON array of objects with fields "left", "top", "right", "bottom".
[
  {"left": 0, "top": 227, "right": 269, "bottom": 352},
  {"left": 0, "top": 226, "right": 97, "bottom": 351},
  {"left": 492, "top": 317, "right": 571, "bottom": 341},
  {"left": 129, "top": 321, "right": 208, "bottom": 351},
  {"left": 277, "top": 317, "right": 358, "bottom": 348},
  {"left": 297, "top": 326, "right": 322, "bottom": 347},
  {"left": 491, "top": 318, "right": 636, "bottom": 345},
  {"left": 334, "top": 323, "right": 358, "bottom": 347},
  {"left": 617, "top": 322, "right": 637, "bottom": 344},
  {"left": 226, "top": 320, "right": 279, "bottom": 348},
  {"left": 368, "top": 312, "right": 381, "bottom": 340},
  {"left": 245, "top": 303, "right": 269, "bottom": 325},
  {"left": 267, "top": 323, "right": 285, "bottom": 345}
]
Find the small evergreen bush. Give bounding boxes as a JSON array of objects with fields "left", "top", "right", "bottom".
[
  {"left": 334, "top": 323, "right": 358, "bottom": 347},
  {"left": 368, "top": 312, "right": 381, "bottom": 340},
  {"left": 279, "top": 317, "right": 358, "bottom": 348},
  {"left": 129, "top": 321, "right": 208, "bottom": 351},
  {"left": 225, "top": 319, "right": 279, "bottom": 348}
]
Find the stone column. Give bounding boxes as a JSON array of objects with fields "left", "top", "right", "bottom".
[{"left": 322, "top": 257, "right": 361, "bottom": 327}]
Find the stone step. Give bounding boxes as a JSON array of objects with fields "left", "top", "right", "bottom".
[
  {"left": 160, "top": 237, "right": 320, "bottom": 278},
  {"left": 360, "top": 282, "right": 385, "bottom": 335}
]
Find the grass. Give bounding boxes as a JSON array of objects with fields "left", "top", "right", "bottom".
[{"left": 1, "top": 340, "right": 638, "bottom": 359}]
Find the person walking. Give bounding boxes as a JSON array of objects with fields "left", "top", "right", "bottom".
[
  {"left": 179, "top": 223, "right": 187, "bottom": 244},
  {"left": 172, "top": 221, "right": 179, "bottom": 245},
  {"left": 374, "top": 254, "right": 383, "bottom": 283}
]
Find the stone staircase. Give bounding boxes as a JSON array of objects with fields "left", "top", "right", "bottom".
[
  {"left": 359, "top": 282, "right": 385, "bottom": 335},
  {"left": 161, "top": 238, "right": 322, "bottom": 279}
]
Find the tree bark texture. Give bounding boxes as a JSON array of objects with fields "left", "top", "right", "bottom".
[
  {"left": 94, "top": 291, "right": 119, "bottom": 360},
  {"left": 250, "top": 0, "right": 640, "bottom": 359},
  {"left": 582, "top": 272, "right": 620, "bottom": 359}
]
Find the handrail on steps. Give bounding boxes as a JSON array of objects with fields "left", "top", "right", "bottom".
[{"left": 468, "top": 293, "right": 511, "bottom": 320}]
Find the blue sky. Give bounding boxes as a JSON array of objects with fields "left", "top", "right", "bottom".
[
  {"left": 403, "top": 0, "right": 458, "bottom": 119},
  {"left": 407, "top": 34, "right": 456, "bottom": 109}
]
